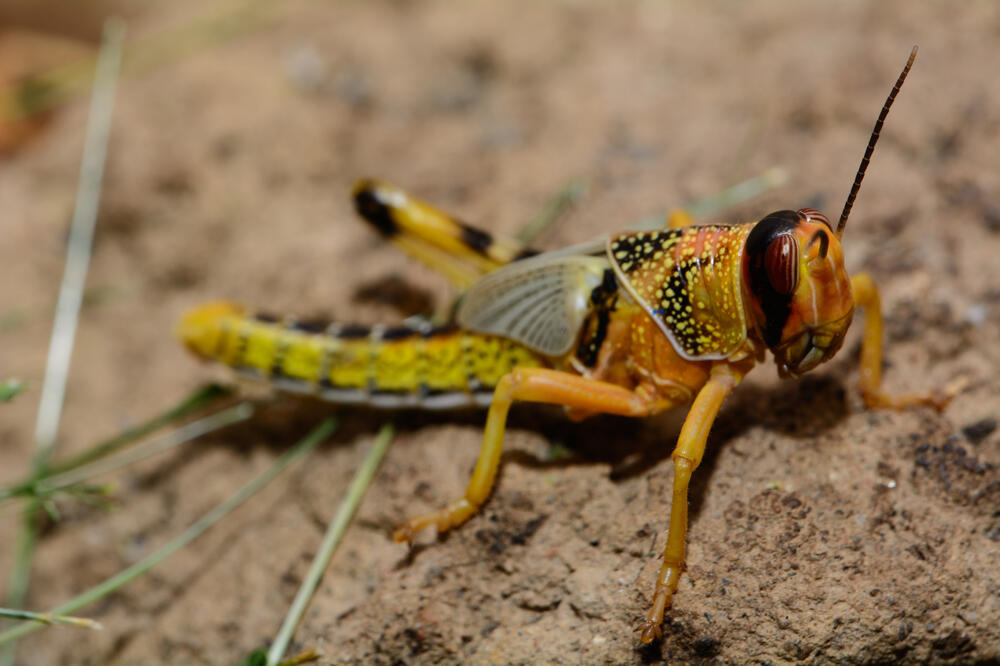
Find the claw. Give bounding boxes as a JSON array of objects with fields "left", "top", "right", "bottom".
[
  {"left": 937, "top": 376, "right": 970, "bottom": 409},
  {"left": 392, "top": 523, "right": 417, "bottom": 544},
  {"left": 928, "top": 392, "right": 951, "bottom": 412},
  {"left": 392, "top": 506, "right": 460, "bottom": 544},
  {"left": 635, "top": 619, "right": 663, "bottom": 644},
  {"left": 863, "top": 374, "right": 968, "bottom": 413},
  {"left": 636, "top": 585, "right": 672, "bottom": 644}
]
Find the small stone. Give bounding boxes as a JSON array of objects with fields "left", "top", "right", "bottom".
[
  {"left": 962, "top": 418, "right": 997, "bottom": 444},
  {"left": 963, "top": 304, "right": 986, "bottom": 326}
]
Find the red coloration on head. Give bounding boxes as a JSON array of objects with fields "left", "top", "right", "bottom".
[
  {"left": 764, "top": 235, "right": 799, "bottom": 294},
  {"left": 743, "top": 209, "right": 854, "bottom": 378}
]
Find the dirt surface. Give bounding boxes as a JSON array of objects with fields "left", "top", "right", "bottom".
[{"left": 2, "top": 2, "right": 1000, "bottom": 664}]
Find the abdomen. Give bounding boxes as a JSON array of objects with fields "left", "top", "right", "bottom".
[{"left": 176, "top": 301, "right": 547, "bottom": 409}]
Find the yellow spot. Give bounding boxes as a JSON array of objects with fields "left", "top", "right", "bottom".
[
  {"left": 243, "top": 324, "right": 281, "bottom": 373},
  {"left": 281, "top": 334, "right": 325, "bottom": 381},
  {"left": 329, "top": 341, "right": 370, "bottom": 387}
]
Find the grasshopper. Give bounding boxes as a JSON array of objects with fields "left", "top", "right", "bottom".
[{"left": 178, "top": 47, "right": 948, "bottom": 642}]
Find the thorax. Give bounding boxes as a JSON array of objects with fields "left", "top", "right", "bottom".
[
  {"left": 607, "top": 224, "right": 754, "bottom": 361},
  {"left": 570, "top": 292, "right": 761, "bottom": 409},
  {"left": 564, "top": 223, "right": 766, "bottom": 407}
]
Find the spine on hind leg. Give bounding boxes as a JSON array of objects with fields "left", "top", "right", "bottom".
[{"left": 176, "top": 301, "right": 546, "bottom": 408}]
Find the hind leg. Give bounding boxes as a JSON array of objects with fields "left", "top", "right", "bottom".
[{"left": 353, "top": 180, "right": 529, "bottom": 288}]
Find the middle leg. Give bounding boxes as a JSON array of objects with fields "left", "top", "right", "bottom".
[{"left": 393, "top": 367, "right": 668, "bottom": 543}]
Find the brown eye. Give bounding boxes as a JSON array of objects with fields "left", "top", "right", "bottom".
[{"left": 764, "top": 234, "right": 799, "bottom": 294}]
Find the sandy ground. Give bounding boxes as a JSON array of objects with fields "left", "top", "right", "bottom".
[{"left": 2, "top": 2, "right": 999, "bottom": 664}]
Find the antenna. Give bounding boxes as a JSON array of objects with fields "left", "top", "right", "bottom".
[{"left": 836, "top": 46, "right": 918, "bottom": 237}]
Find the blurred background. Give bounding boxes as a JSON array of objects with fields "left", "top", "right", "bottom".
[{"left": 1, "top": 1, "right": 998, "bottom": 663}]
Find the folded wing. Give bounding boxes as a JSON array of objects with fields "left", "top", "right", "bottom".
[{"left": 456, "top": 253, "right": 610, "bottom": 357}]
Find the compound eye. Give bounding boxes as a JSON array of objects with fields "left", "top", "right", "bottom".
[
  {"left": 798, "top": 208, "right": 832, "bottom": 230},
  {"left": 764, "top": 234, "right": 799, "bottom": 294}
]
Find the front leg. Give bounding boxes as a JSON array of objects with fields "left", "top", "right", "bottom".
[
  {"left": 394, "top": 367, "right": 669, "bottom": 543},
  {"left": 850, "top": 273, "right": 955, "bottom": 410},
  {"left": 636, "top": 364, "right": 741, "bottom": 644}
]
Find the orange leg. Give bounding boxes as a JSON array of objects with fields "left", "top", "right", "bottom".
[
  {"left": 851, "top": 273, "right": 956, "bottom": 410},
  {"left": 636, "top": 364, "right": 740, "bottom": 644},
  {"left": 393, "top": 367, "right": 670, "bottom": 543}
]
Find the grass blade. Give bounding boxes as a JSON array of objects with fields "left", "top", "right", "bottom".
[
  {"left": 31, "top": 17, "right": 125, "bottom": 463},
  {"left": 46, "top": 383, "right": 232, "bottom": 476},
  {"left": 632, "top": 166, "right": 789, "bottom": 230},
  {"left": 0, "top": 388, "right": 239, "bottom": 505},
  {"left": 0, "top": 1, "right": 274, "bottom": 124},
  {"left": 266, "top": 424, "right": 394, "bottom": 666},
  {"left": 2, "top": 21, "right": 125, "bottom": 665},
  {"left": 241, "top": 648, "right": 320, "bottom": 666},
  {"left": 0, "top": 380, "right": 24, "bottom": 403},
  {"left": 517, "top": 178, "right": 588, "bottom": 245},
  {"left": 35, "top": 402, "right": 254, "bottom": 497},
  {"left": 0, "top": 609, "right": 101, "bottom": 631},
  {"left": 0, "top": 417, "right": 338, "bottom": 648},
  {"left": 47, "top": 384, "right": 232, "bottom": 473}
]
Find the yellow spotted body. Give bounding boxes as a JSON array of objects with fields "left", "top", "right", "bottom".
[
  {"left": 177, "top": 302, "right": 544, "bottom": 408},
  {"left": 608, "top": 224, "right": 752, "bottom": 360}
]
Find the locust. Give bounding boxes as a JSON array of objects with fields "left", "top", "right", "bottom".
[{"left": 177, "top": 47, "right": 949, "bottom": 642}]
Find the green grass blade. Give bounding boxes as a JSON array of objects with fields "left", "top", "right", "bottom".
[
  {"left": 0, "top": 417, "right": 337, "bottom": 647},
  {"left": 0, "top": 380, "right": 24, "bottom": 403},
  {"left": 266, "top": 424, "right": 394, "bottom": 666},
  {"left": 46, "top": 384, "right": 232, "bottom": 476},
  {"left": 685, "top": 166, "right": 788, "bottom": 220},
  {"left": 35, "top": 402, "right": 253, "bottom": 497},
  {"left": 0, "top": 608, "right": 101, "bottom": 631},
  {"left": 632, "top": 166, "right": 789, "bottom": 230},
  {"left": 1, "top": 24, "right": 125, "bottom": 665},
  {"left": 0, "top": 385, "right": 235, "bottom": 505},
  {"left": 0, "top": 2, "right": 274, "bottom": 124},
  {"left": 517, "top": 178, "right": 588, "bottom": 245}
]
